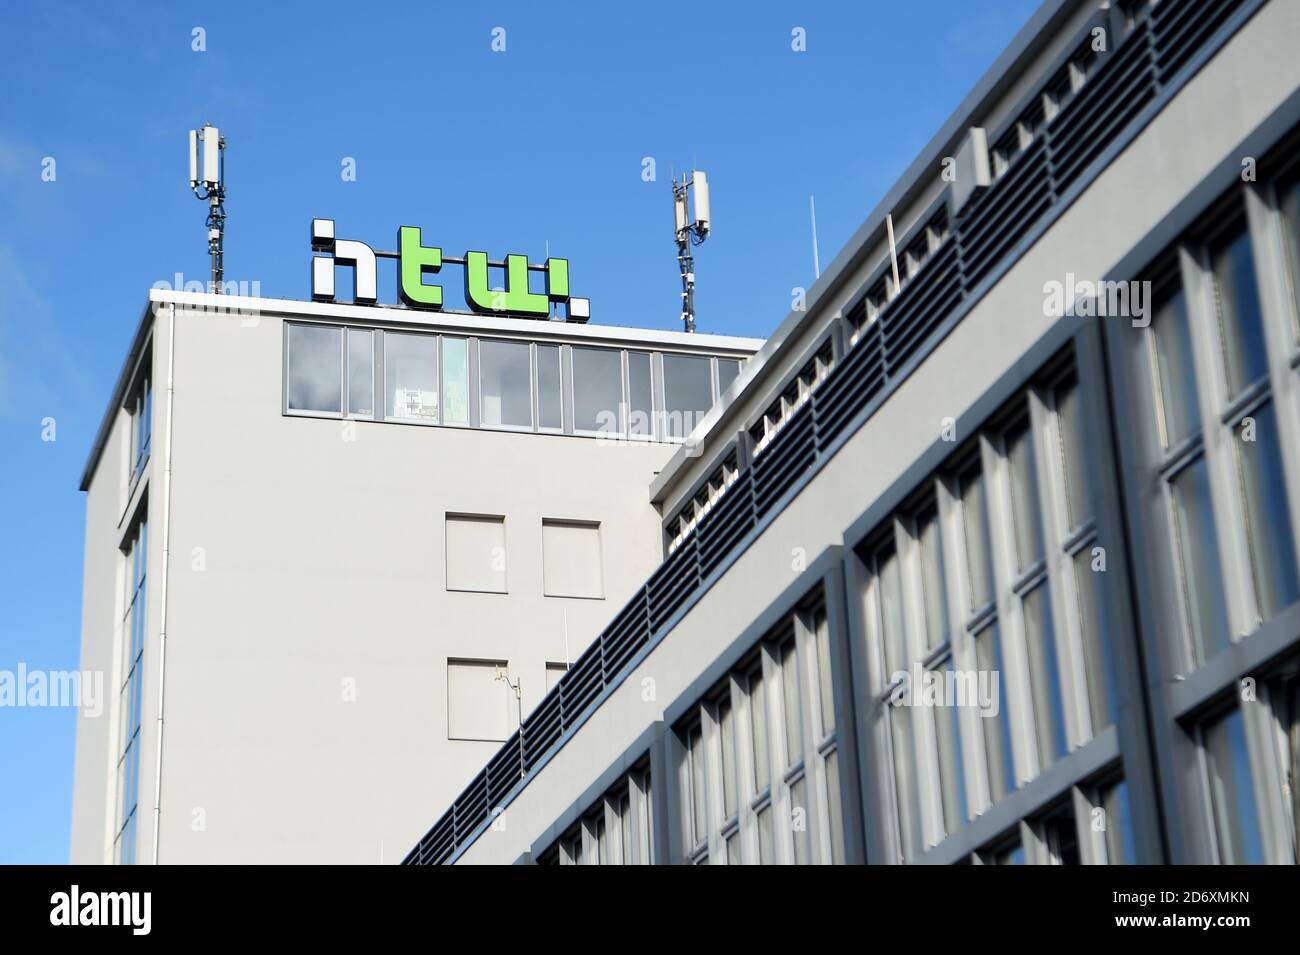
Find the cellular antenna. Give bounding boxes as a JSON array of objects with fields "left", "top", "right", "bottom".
[
  {"left": 673, "top": 170, "right": 710, "bottom": 333},
  {"left": 188, "top": 124, "right": 227, "bottom": 293}
]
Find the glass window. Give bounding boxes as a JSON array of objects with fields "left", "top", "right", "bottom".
[
  {"left": 663, "top": 354, "right": 713, "bottom": 440},
  {"left": 719, "top": 700, "right": 738, "bottom": 819},
  {"left": 619, "top": 792, "right": 632, "bottom": 864},
  {"left": 1055, "top": 379, "right": 1091, "bottom": 528},
  {"left": 385, "top": 332, "right": 438, "bottom": 421},
  {"left": 934, "top": 662, "right": 968, "bottom": 835},
  {"left": 1287, "top": 678, "right": 1300, "bottom": 856},
  {"left": 1170, "top": 457, "right": 1229, "bottom": 666},
  {"left": 1100, "top": 779, "right": 1136, "bottom": 864},
  {"left": 1150, "top": 285, "right": 1200, "bottom": 448},
  {"left": 995, "top": 840, "right": 1025, "bottom": 865},
  {"left": 756, "top": 804, "right": 774, "bottom": 863},
  {"left": 627, "top": 350, "right": 654, "bottom": 438},
  {"left": 115, "top": 519, "right": 147, "bottom": 866},
  {"left": 825, "top": 749, "right": 845, "bottom": 864},
  {"left": 1074, "top": 547, "right": 1116, "bottom": 730},
  {"left": 748, "top": 666, "right": 770, "bottom": 791},
  {"left": 718, "top": 358, "right": 741, "bottom": 394},
  {"left": 1043, "top": 809, "right": 1081, "bottom": 864},
  {"left": 780, "top": 640, "right": 802, "bottom": 764},
  {"left": 543, "top": 770, "right": 652, "bottom": 865},
  {"left": 1023, "top": 583, "right": 1068, "bottom": 768},
  {"left": 442, "top": 336, "right": 469, "bottom": 425},
  {"left": 891, "top": 705, "right": 922, "bottom": 860},
  {"left": 644, "top": 773, "right": 655, "bottom": 865},
  {"left": 1236, "top": 402, "right": 1300, "bottom": 620},
  {"left": 129, "top": 375, "right": 152, "bottom": 482},
  {"left": 1280, "top": 173, "right": 1300, "bottom": 329},
  {"left": 918, "top": 508, "right": 949, "bottom": 653},
  {"left": 346, "top": 329, "right": 373, "bottom": 417},
  {"left": 572, "top": 346, "right": 622, "bottom": 435},
  {"left": 564, "top": 831, "right": 583, "bottom": 865},
  {"left": 725, "top": 831, "right": 739, "bottom": 865},
  {"left": 814, "top": 611, "right": 834, "bottom": 736},
  {"left": 975, "top": 624, "right": 1016, "bottom": 802},
  {"left": 479, "top": 339, "right": 532, "bottom": 428},
  {"left": 876, "top": 546, "right": 907, "bottom": 681},
  {"left": 1203, "top": 707, "right": 1265, "bottom": 864},
  {"left": 1007, "top": 421, "right": 1045, "bottom": 571},
  {"left": 688, "top": 725, "right": 707, "bottom": 847},
  {"left": 287, "top": 324, "right": 342, "bottom": 414},
  {"left": 791, "top": 777, "right": 811, "bottom": 865},
  {"left": 536, "top": 344, "right": 561, "bottom": 430},
  {"left": 960, "top": 468, "right": 995, "bottom": 611},
  {"left": 1210, "top": 223, "right": 1269, "bottom": 396}
]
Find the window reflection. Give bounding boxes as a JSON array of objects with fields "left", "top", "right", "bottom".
[
  {"left": 1006, "top": 422, "right": 1045, "bottom": 571},
  {"left": 536, "top": 344, "right": 561, "bottom": 430},
  {"left": 1236, "top": 402, "right": 1300, "bottom": 619},
  {"left": 663, "top": 354, "right": 713, "bottom": 440},
  {"left": 572, "top": 346, "right": 622, "bottom": 434},
  {"left": 1203, "top": 707, "right": 1265, "bottom": 864},
  {"left": 346, "top": 329, "right": 373, "bottom": 417},
  {"left": 1023, "top": 584, "right": 1068, "bottom": 768},
  {"left": 1169, "top": 457, "right": 1229, "bottom": 666},
  {"left": 1101, "top": 779, "right": 1136, "bottom": 864},
  {"left": 1151, "top": 284, "right": 1199, "bottom": 448},
  {"left": 976, "top": 623, "right": 1016, "bottom": 802},
  {"left": 627, "top": 351, "right": 654, "bottom": 438},
  {"left": 385, "top": 332, "right": 438, "bottom": 421},
  {"left": 442, "top": 336, "right": 469, "bottom": 425},
  {"left": 960, "top": 468, "right": 995, "bottom": 611},
  {"left": 479, "top": 339, "right": 532, "bottom": 428},
  {"left": 1210, "top": 224, "right": 1269, "bottom": 396},
  {"left": 287, "top": 325, "right": 341, "bottom": 414}
]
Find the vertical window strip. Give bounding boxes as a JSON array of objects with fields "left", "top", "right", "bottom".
[
  {"left": 1052, "top": 376, "right": 1114, "bottom": 733},
  {"left": 539, "top": 765, "right": 653, "bottom": 866},
  {"left": 669, "top": 602, "right": 838, "bottom": 864},
  {"left": 115, "top": 519, "right": 147, "bottom": 865},
  {"left": 857, "top": 363, "right": 1118, "bottom": 855}
]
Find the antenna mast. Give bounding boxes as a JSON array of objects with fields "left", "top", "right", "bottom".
[
  {"left": 673, "top": 170, "right": 710, "bottom": 333},
  {"left": 188, "top": 124, "right": 227, "bottom": 292}
]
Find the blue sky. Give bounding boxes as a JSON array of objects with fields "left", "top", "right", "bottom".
[{"left": 0, "top": 0, "right": 1039, "bottom": 863}]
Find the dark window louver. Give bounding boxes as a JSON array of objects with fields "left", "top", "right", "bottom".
[{"left": 403, "top": 0, "right": 1254, "bottom": 864}]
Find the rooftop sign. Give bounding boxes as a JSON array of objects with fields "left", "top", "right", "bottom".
[{"left": 309, "top": 218, "right": 590, "bottom": 323}]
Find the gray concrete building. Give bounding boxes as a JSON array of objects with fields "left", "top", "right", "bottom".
[
  {"left": 70, "top": 288, "right": 760, "bottom": 863},
  {"left": 406, "top": 0, "right": 1300, "bottom": 864}
]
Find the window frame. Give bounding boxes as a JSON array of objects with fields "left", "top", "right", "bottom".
[
  {"left": 856, "top": 353, "right": 1118, "bottom": 862},
  {"left": 114, "top": 514, "right": 148, "bottom": 865},
  {"left": 671, "top": 597, "right": 838, "bottom": 865},
  {"left": 476, "top": 336, "right": 535, "bottom": 433},
  {"left": 1135, "top": 186, "right": 1300, "bottom": 678}
]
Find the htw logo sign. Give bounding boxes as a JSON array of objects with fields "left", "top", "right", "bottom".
[{"left": 310, "top": 218, "right": 590, "bottom": 322}]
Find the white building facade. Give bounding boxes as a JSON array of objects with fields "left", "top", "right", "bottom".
[{"left": 70, "top": 288, "right": 760, "bottom": 864}]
